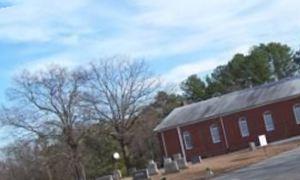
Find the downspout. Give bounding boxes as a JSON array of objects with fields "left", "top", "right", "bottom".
[
  {"left": 177, "top": 127, "right": 187, "bottom": 161},
  {"left": 220, "top": 116, "right": 229, "bottom": 150},
  {"left": 161, "top": 132, "right": 168, "bottom": 157}
]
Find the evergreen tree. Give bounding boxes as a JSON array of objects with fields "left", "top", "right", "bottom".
[
  {"left": 254, "top": 43, "right": 298, "bottom": 79},
  {"left": 180, "top": 74, "right": 207, "bottom": 102}
]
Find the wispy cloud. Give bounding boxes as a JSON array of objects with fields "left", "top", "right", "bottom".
[
  {"left": 12, "top": 53, "right": 80, "bottom": 76},
  {"left": 0, "top": 0, "right": 300, "bottom": 82},
  {"left": 162, "top": 44, "right": 250, "bottom": 83},
  {"left": 162, "top": 58, "right": 223, "bottom": 84},
  {"left": 0, "top": 0, "right": 300, "bottom": 148}
]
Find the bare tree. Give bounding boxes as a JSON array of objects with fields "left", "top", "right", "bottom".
[
  {"left": 1, "top": 66, "right": 89, "bottom": 180},
  {"left": 86, "top": 58, "right": 159, "bottom": 173},
  {"left": 1, "top": 139, "right": 50, "bottom": 180},
  {"left": 0, "top": 137, "right": 73, "bottom": 180}
]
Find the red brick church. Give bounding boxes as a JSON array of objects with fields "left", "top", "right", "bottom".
[{"left": 154, "top": 76, "right": 300, "bottom": 161}]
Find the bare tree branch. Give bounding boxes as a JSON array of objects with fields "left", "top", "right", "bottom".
[
  {"left": 1, "top": 65, "right": 89, "bottom": 180},
  {"left": 85, "top": 57, "right": 159, "bottom": 172}
]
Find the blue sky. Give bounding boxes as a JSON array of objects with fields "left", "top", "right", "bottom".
[{"left": 0, "top": 0, "right": 300, "bottom": 145}]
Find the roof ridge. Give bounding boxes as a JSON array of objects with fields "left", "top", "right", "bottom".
[
  {"left": 154, "top": 75, "right": 300, "bottom": 132},
  {"left": 180, "top": 75, "right": 300, "bottom": 109}
]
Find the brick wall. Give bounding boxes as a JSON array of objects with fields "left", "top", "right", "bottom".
[
  {"left": 159, "top": 96, "right": 300, "bottom": 161},
  {"left": 162, "top": 129, "right": 182, "bottom": 157}
]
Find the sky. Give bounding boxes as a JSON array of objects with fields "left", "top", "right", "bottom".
[{"left": 0, "top": 0, "right": 300, "bottom": 146}]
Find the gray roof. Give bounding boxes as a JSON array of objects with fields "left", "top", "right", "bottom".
[{"left": 154, "top": 76, "right": 300, "bottom": 132}]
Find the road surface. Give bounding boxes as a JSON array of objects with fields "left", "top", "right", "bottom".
[{"left": 214, "top": 147, "right": 300, "bottom": 180}]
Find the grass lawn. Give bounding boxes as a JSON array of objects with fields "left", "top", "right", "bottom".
[{"left": 126, "top": 139, "right": 300, "bottom": 180}]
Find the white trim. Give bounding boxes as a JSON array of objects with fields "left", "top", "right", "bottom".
[
  {"left": 210, "top": 124, "right": 221, "bottom": 144},
  {"left": 293, "top": 104, "right": 300, "bottom": 124},
  {"left": 220, "top": 117, "right": 229, "bottom": 149},
  {"left": 161, "top": 132, "right": 168, "bottom": 157},
  {"left": 177, "top": 127, "right": 186, "bottom": 161},
  {"left": 238, "top": 117, "right": 250, "bottom": 137},
  {"left": 263, "top": 111, "right": 275, "bottom": 132},
  {"left": 182, "top": 131, "right": 193, "bottom": 150}
]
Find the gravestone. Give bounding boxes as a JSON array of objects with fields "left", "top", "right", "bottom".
[
  {"left": 112, "top": 170, "right": 122, "bottom": 180},
  {"left": 173, "top": 153, "right": 182, "bottom": 161},
  {"left": 133, "top": 169, "right": 150, "bottom": 180},
  {"left": 249, "top": 142, "right": 256, "bottom": 151},
  {"left": 95, "top": 175, "right": 113, "bottom": 180},
  {"left": 176, "top": 158, "right": 188, "bottom": 169},
  {"left": 147, "top": 160, "right": 159, "bottom": 176},
  {"left": 191, "top": 156, "right": 202, "bottom": 164},
  {"left": 163, "top": 157, "right": 172, "bottom": 164},
  {"left": 129, "top": 167, "right": 137, "bottom": 176},
  {"left": 164, "top": 161, "right": 179, "bottom": 174}
]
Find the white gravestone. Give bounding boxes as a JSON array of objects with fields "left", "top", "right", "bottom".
[
  {"left": 163, "top": 157, "right": 172, "bottom": 164},
  {"left": 147, "top": 160, "right": 159, "bottom": 176},
  {"left": 173, "top": 153, "right": 182, "bottom": 161},
  {"left": 176, "top": 158, "right": 188, "bottom": 169},
  {"left": 249, "top": 142, "right": 256, "bottom": 151},
  {"left": 164, "top": 161, "right": 179, "bottom": 174}
]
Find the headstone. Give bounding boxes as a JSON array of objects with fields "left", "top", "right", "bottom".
[
  {"left": 133, "top": 169, "right": 150, "bottom": 180},
  {"left": 249, "top": 142, "right": 256, "bottom": 151},
  {"left": 164, "top": 161, "right": 179, "bottom": 174},
  {"left": 95, "top": 175, "right": 113, "bottom": 180},
  {"left": 112, "top": 170, "right": 122, "bottom": 180},
  {"left": 147, "top": 160, "right": 159, "bottom": 176},
  {"left": 129, "top": 167, "right": 137, "bottom": 176},
  {"left": 163, "top": 157, "right": 172, "bottom": 164},
  {"left": 173, "top": 153, "right": 182, "bottom": 161},
  {"left": 259, "top": 135, "right": 268, "bottom": 147},
  {"left": 176, "top": 158, "right": 188, "bottom": 169},
  {"left": 191, "top": 156, "right": 202, "bottom": 164}
]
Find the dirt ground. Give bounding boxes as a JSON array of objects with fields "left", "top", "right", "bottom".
[{"left": 125, "top": 139, "right": 300, "bottom": 180}]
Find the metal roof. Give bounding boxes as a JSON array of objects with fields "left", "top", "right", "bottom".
[{"left": 154, "top": 76, "right": 300, "bottom": 132}]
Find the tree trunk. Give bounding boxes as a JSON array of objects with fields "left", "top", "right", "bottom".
[
  {"left": 119, "top": 139, "right": 130, "bottom": 175},
  {"left": 74, "top": 163, "right": 83, "bottom": 180},
  {"left": 71, "top": 148, "right": 86, "bottom": 180},
  {"left": 46, "top": 165, "right": 53, "bottom": 180},
  {"left": 64, "top": 127, "right": 86, "bottom": 180},
  {"left": 79, "top": 162, "right": 87, "bottom": 180}
]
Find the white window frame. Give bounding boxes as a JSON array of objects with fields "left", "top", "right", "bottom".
[
  {"left": 210, "top": 124, "right": 221, "bottom": 144},
  {"left": 263, "top": 111, "right": 275, "bottom": 132},
  {"left": 182, "top": 131, "right": 193, "bottom": 150},
  {"left": 293, "top": 104, "right": 300, "bottom": 124},
  {"left": 238, "top": 117, "right": 249, "bottom": 137}
]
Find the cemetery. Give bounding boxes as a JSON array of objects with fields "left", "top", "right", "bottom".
[{"left": 96, "top": 136, "right": 300, "bottom": 180}]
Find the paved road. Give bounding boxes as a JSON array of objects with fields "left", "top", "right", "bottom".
[{"left": 214, "top": 147, "right": 300, "bottom": 180}]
